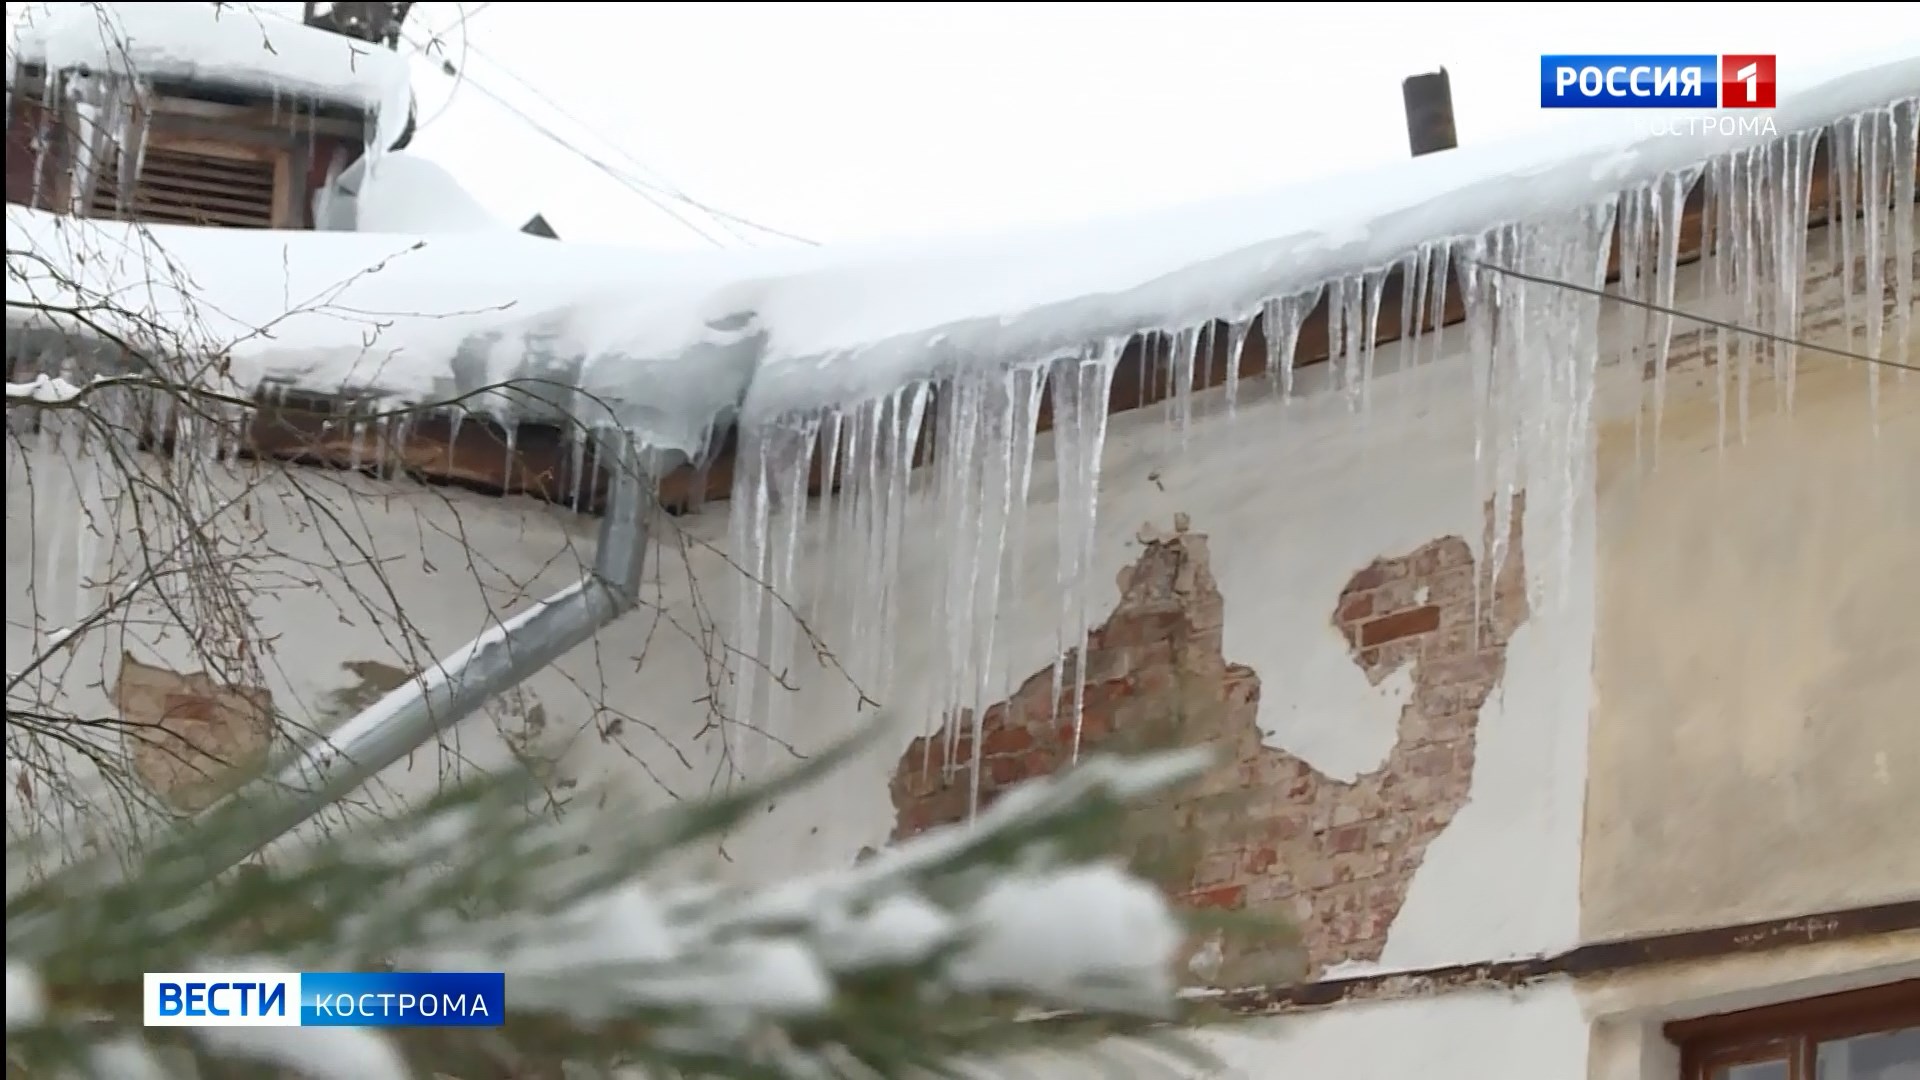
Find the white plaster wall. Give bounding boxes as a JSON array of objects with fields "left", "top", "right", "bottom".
[
  {"left": 6, "top": 288, "right": 1595, "bottom": 973},
  {"left": 1199, "top": 983, "right": 1590, "bottom": 1080},
  {"left": 3, "top": 319, "right": 1589, "bottom": 976},
  {"left": 1000, "top": 983, "right": 1591, "bottom": 1080},
  {"left": 11, "top": 270, "right": 1635, "bottom": 999}
]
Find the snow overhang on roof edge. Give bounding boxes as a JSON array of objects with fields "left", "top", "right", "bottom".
[
  {"left": 738, "top": 49, "right": 1920, "bottom": 422},
  {"left": 4, "top": 46, "right": 1917, "bottom": 462}
]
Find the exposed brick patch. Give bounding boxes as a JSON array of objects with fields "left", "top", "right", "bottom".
[
  {"left": 115, "top": 653, "right": 274, "bottom": 813},
  {"left": 889, "top": 498, "right": 1528, "bottom": 986}
]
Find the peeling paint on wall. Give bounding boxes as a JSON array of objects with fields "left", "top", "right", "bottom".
[
  {"left": 889, "top": 496, "right": 1527, "bottom": 985},
  {"left": 313, "top": 658, "right": 412, "bottom": 727},
  {"left": 114, "top": 652, "right": 273, "bottom": 812}
]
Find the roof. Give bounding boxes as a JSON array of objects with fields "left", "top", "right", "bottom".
[
  {"left": 9, "top": 2, "right": 413, "bottom": 145},
  {"left": 6, "top": 45, "right": 1917, "bottom": 466}
]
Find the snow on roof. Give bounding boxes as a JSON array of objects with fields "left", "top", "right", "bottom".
[
  {"left": 9, "top": 2, "right": 411, "bottom": 133},
  {"left": 740, "top": 47, "right": 1920, "bottom": 421},
  {"left": 4, "top": 206, "right": 771, "bottom": 454},
  {"left": 6, "top": 44, "right": 1917, "bottom": 457},
  {"left": 328, "top": 153, "right": 508, "bottom": 235}
]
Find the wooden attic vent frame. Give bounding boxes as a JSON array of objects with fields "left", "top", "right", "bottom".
[{"left": 90, "top": 134, "right": 293, "bottom": 230}]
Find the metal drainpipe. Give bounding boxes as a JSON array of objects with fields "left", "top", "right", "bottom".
[{"left": 164, "top": 436, "right": 682, "bottom": 889}]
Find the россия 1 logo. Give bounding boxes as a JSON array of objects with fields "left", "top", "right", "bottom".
[{"left": 1540, "top": 55, "right": 1776, "bottom": 109}]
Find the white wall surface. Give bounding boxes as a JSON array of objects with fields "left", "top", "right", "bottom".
[
  {"left": 1199, "top": 983, "right": 1590, "bottom": 1080},
  {"left": 5, "top": 307, "right": 1598, "bottom": 980},
  {"left": 1002, "top": 982, "right": 1590, "bottom": 1080}
]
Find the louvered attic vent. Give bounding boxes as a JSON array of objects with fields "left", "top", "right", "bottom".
[{"left": 91, "top": 146, "right": 280, "bottom": 229}]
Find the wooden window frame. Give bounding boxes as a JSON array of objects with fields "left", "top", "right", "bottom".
[{"left": 1666, "top": 979, "right": 1920, "bottom": 1080}]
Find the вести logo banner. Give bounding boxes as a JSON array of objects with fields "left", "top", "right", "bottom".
[{"left": 143, "top": 972, "right": 506, "bottom": 1028}]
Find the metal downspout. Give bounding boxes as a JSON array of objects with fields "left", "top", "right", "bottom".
[{"left": 170, "top": 437, "right": 681, "bottom": 887}]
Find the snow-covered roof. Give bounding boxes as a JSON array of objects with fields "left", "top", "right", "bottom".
[
  {"left": 6, "top": 45, "right": 1917, "bottom": 459},
  {"left": 322, "top": 152, "right": 508, "bottom": 234},
  {"left": 4, "top": 203, "right": 761, "bottom": 454},
  {"left": 9, "top": 2, "right": 411, "bottom": 130}
]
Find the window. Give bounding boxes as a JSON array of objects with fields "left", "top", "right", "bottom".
[{"left": 1667, "top": 981, "right": 1920, "bottom": 1080}]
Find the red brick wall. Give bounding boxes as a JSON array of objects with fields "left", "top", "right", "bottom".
[{"left": 889, "top": 497, "right": 1529, "bottom": 987}]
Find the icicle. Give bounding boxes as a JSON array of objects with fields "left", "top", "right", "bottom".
[
  {"left": 1890, "top": 101, "right": 1918, "bottom": 376},
  {"left": 1616, "top": 185, "right": 1654, "bottom": 464},
  {"left": 850, "top": 397, "right": 888, "bottom": 691},
  {"left": 1360, "top": 268, "right": 1388, "bottom": 420},
  {"left": 761, "top": 418, "right": 820, "bottom": 766},
  {"left": 447, "top": 410, "right": 466, "bottom": 474},
  {"left": 834, "top": 406, "right": 869, "bottom": 682},
  {"left": 28, "top": 98, "right": 53, "bottom": 211},
  {"left": 1769, "top": 131, "right": 1817, "bottom": 413},
  {"left": 1833, "top": 115, "right": 1862, "bottom": 365},
  {"left": 1752, "top": 142, "right": 1780, "bottom": 416},
  {"left": 1647, "top": 167, "right": 1697, "bottom": 466},
  {"left": 1857, "top": 108, "right": 1892, "bottom": 427},
  {"left": 64, "top": 76, "right": 104, "bottom": 215},
  {"left": 962, "top": 369, "right": 1043, "bottom": 819},
  {"left": 876, "top": 387, "right": 926, "bottom": 702},
  {"left": 1169, "top": 326, "right": 1199, "bottom": 445},
  {"left": 1462, "top": 229, "right": 1500, "bottom": 475},
  {"left": 1468, "top": 202, "right": 1617, "bottom": 613},
  {"left": 568, "top": 428, "right": 588, "bottom": 511},
  {"left": 1133, "top": 334, "right": 1154, "bottom": 414},
  {"left": 1707, "top": 154, "right": 1736, "bottom": 450},
  {"left": 1334, "top": 276, "right": 1367, "bottom": 411},
  {"left": 933, "top": 377, "right": 987, "bottom": 781},
  {"left": 1425, "top": 241, "right": 1453, "bottom": 369},
  {"left": 1399, "top": 251, "right": 1424, "bottom": 375},
  {"left": 113, "top": 84, "right": 150, "bottom": 217},
  {"left": 1735, "top": 149, "right": 1759, "bottom": 442},
  {"left": 724, "top": 420, "right": 777, "bottom": 777},
  {"left": 1460, "top": 225, "right": 1508, "bottom": 634},
  {"left": 1261, "top": 287, "right": 1316, "bottom": 402},
  {"left": 998, "top": 366, "right": 1048, "bottom": 708},
  {"left": 1220, "top": 319, "right": 1251, "bottom": 418},
  {"left": 1489, "top": 227, "right": 1525, "bottom": 585},
  {"left": 1199, "top": 323, "right": 1221, "bottom": 398},
  {"left": 1050, "top": 342, "right": 1122, "bottom": 761},
  {"left": 809, "top": 410, "right": 844, "bottom": 626}
]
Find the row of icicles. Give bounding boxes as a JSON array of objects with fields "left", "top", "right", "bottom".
[
  {"left": 10, "top": 83, "right": 1914, "bottom": 818},
  {"left": 717, "top": 100, "right": 1916, "bottom": 814}
]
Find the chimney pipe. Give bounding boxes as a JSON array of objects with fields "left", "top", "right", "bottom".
[{"left": 1403, "top": 68, "right": 1458, "bottom": 157}]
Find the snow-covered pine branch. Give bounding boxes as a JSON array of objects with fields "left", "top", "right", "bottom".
[{"left": 5, "top": 731, "right": 1231, "bottom": 1080}]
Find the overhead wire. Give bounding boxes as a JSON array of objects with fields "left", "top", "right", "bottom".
[
  {"left": 1476, "top": 261, "right": 1920, "bottom": 374},
  {"left": 445, "top": 34, "right": 818, "bottom": 247},
  {"left": 458, "top": 73, "right": 736, "bottom": 247},
  {"left": 399, "top": 8, "right": 817, "bottom": 248},
  {"left": 400, "top": 3, "right": 472, "bottom": 134}
]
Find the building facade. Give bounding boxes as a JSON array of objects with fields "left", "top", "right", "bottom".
[
  {"left": 4, "top": 10, "right": 1916, "bottom": 1077},
  {"left": 9, "top": 205, "right": 1914, "bottom": 1076}
]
